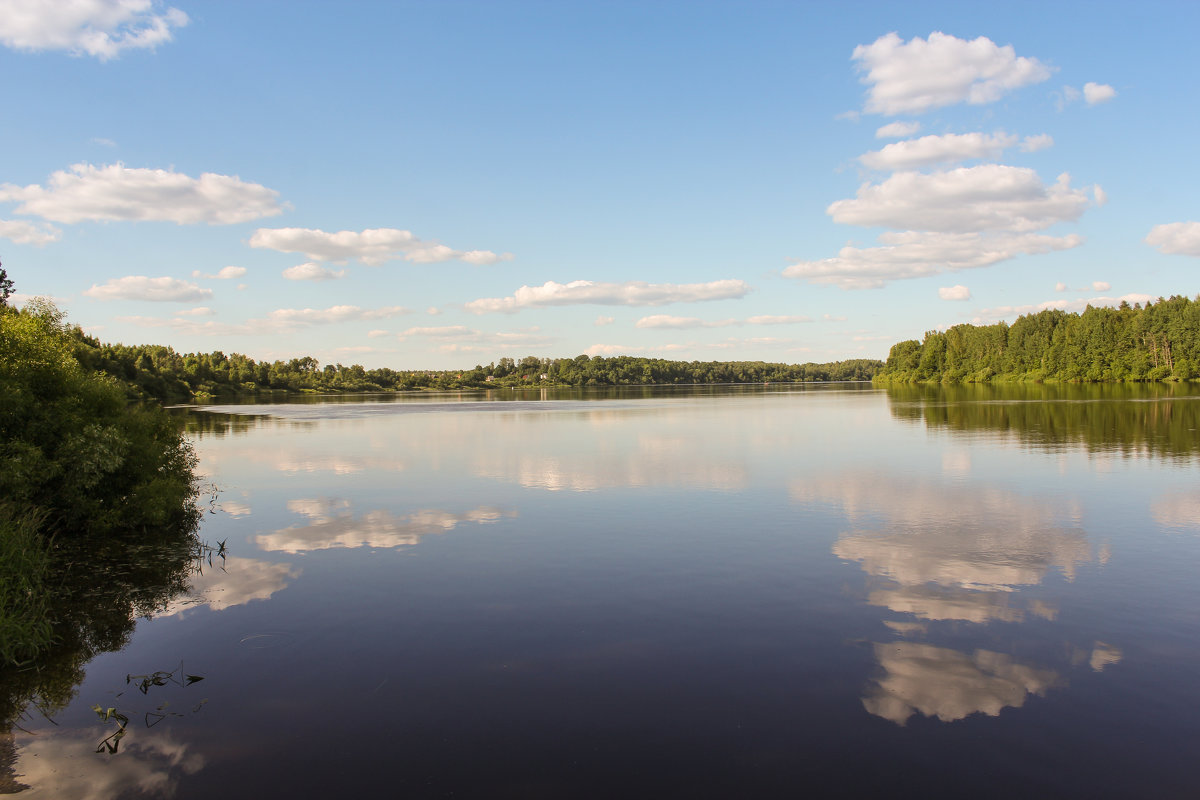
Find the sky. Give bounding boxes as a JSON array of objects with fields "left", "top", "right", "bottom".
[{"left": 2, "top": 0, "right": 1198, "bottom": 369}]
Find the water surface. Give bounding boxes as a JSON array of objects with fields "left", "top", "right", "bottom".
[{"left": 7, "top": 384, "right": 1200, "bottom": 798}]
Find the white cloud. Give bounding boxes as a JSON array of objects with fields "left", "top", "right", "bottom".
[
  {"left": 635, "top": 315, "right": 737, "bottom": 329},
  {"left": 1145, "top": 221, "right": 1200, "bottom": 256},
  {"left": 267, "top": 305, "right": 408, "bottom": 326},
  {"left": 939, "top": 284, "right": 971, "bottom": 301},
  {"left": 1019, "top": 134, "right": 1054, "bottom": 152},
  {"left": 1055, "top": 281, "right": 1067, "bottom": 292},
  {"left": 0, "top": 217, "right": 60, "bottom": 245},
  {"left": 367, "top": 329, "right": 389, "bottom": 338},
  {"left": 1093, "top": 185, "right": 1107, "bottom": 206},
  {"left": 635, "top": 313, "right": 812, "bottom": 329},
  {"left": 118, "top": 303, "right": 411, "bottom": 336},
  {"left": 84, "top": 275, "right": 212, "bottom": 302},
  {"left": 1083, "top": 82, "right": 1117, "bottom": 105},
  {"left": 784, "top": 231, "right": 1082, "bottom": 289},
  {"left": 248, "top": 226, "right": 511, "bottom": 266},
  {"left": 852, "top": 32, "right": 1051, "bottom": 115},
  {"left": 465, "top": 278, "right": 751, "bottom": 314},
  {"left": 282, "top": 262, "right": 346, "bottom": 281},
  {"left": 744, "top": 314, "right": 812, "bottom": 324},
  {"left": 823, "top": 314, "right": 847, "bottom": 322},
  {"left": 828, "top": 166, "right": 1090, "bottom": 233},
  {"left": 1056, "top": 85, "right": 1082, "bottom": 111},
  {"left": 426, "top": 306, "right": 441, "bottom": 315},
  {"left": 0, "top": 0, "right": 188, "bottom": 60},
  {"left": 594, "top": 315, "right": 615, "bottom": 326},
  {"left": 972, "top": 293, "right": 1155, "bottom": 323},
  {"left": 1092, "top": 281, "right": 1110, "bottom": 291},
  {"left": 401, "top": 325, "right": 476, "bottom": 338},
  {"left": 192, "top": 265, "right": 246, "bottom": 279},
  {"left": 174, "top": 306, "right": 214, "bottom": 317},
  {"left": 875, "top": 121, "right": 921, "bottom": 139},
  {"left": 0, "top": 163, "right": 284, "bottom": 224},
  {"left": 859, "top": 132, "right": 1016, "bottom": 170}
]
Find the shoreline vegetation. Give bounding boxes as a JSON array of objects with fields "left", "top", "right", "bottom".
[
  {"left": 73, "top": 333, "right": 882, "bottom": 403},
  {"left": 0, "top": 280, "right": 201, "bottom": 677},
  {"left": 875, "top": 295, "right": 1200, "bottom": 384}
]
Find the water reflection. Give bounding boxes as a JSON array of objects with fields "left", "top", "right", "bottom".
[
  {"left": 885, "top": 383, "right": 1200, "bottom": 458},
  {"left": 10, "top": 730, "right": 204, "bottom": 799},
  {"left": 256, "top": 498, "right": 515, "bottom": 553},
  {"left": 161, "top": 557, "right": 301, "bottom": 616},
  {"left": 800, "top": 471, "right": 1107, "bottom": 725},
  {"left": 862, "top": 643, "right": 1059, "bottom": 725},
  {"left": 1151, "top": 490, "right": 1200, "bottom": 531}
]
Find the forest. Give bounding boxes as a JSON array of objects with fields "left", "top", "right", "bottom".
[
  {"left": 70, "top": 331, "right": 881, "bottom": 402},
  {"left": 875, "top": 295, "right": 1200, "bottom": 384}
]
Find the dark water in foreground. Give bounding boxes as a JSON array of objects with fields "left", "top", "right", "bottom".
[{"left": 6, "top": 383, "right": 1200, "bottom": 798}]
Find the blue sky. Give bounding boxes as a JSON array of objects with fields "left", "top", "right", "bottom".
[{"left": 2, "top": 0, "right": 1198, "bottom": 369}]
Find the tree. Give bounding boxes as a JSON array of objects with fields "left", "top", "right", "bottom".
[{"left": 0, "top": 262, "right": 12, "bottom": 307}]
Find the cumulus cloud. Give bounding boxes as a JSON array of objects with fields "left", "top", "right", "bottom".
[
  {"left": 1145, "top": 222, "right": 1200, "bottom": 256},
  {"left": 784, "top": 231, "right": 1082, "bottom": 289},
  {"left": 852, "top": 32, "right": 1051, "bottom": 115},
  {"left": 875, "top": 121, "right": 921, "bottom": 139},
  {"left": 0, "top": 0, "right": 188, "bottom": 60},
  {"left": 282, "top": 262, "right": 346, "bottom": 281},
  {"left": 859, "top": 132, "right": 1017, "bottom": 170},
  {"left": 1055, "top": 282, "right": 1067, "bottom": 292},
  {"left": 1092, "top": 281, "right": 1110, "bottom": 292},
  {"left": 84, "top": 275, "right": 212, "bottom": 302},
  {"left": 174, "top": 306, "right": 214, "bottom": 317},
  {"left": 192, "top": 265, "right": 246, "bottom": 279},
  {"left": 248, "top": 226, "right": 511, "bottom": 266},
  {"left": 0, "top": 163, "right": 284, "bottom": 224},
  {"left": 1083, "top": 82, "right": 1116, "bottom": 105},
  {"left": 0, "top": 218, "right": 61, "bottom": 245},
  {"left": 1020, "top": 134, "right": 1054, "bottom": 152},
  {"left": 828, "top": 166, "right": 1090, "bottom": 233},
  {"left": 465, "top": 278, "right": 751, "bottom": 314},
  {"left": 939, "top": 284, "right": 971, "bottom": 301},
  {"left": 594, "top": 315, "right": 615, "bottom": 326}
]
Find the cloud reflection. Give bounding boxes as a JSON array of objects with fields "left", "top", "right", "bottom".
[
  {"left": 159, "top": 557, "right": 301, "bottom": 616},
  {"left": 12, "top": 731, "right": 204, "bottom": 800},
  {"left": 863, "top": 642, "right": 1059, "bottom": 725},
  {"left": 256, "top": 498, "right": 514, "bottom": 553},
  {"left": 797, "top": 473, "right": 1093, "bottom": 623}
]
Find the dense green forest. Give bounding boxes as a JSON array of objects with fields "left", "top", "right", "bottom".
[
  {"left": 71, "top": 333, "right": 880, "bottom": 403},
  {"left": 876, "top": 295, "right": 1200, "bottom": 384}
]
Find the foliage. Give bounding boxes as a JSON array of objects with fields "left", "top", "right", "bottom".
[
  {"left": 0, "top": 508, "right": 53, "bottom": 666},
  {"left": 1, "top": 301, "right": 200, "bottom": 535},
  {"left": 66, "top": 338, "right": 883, "bottom": 403},
  {"left": 0, "top": 292, "right": 202, "bottom": 670},
  {"left": 875, "top": 296, "right": 1200, "bottom": 384}
]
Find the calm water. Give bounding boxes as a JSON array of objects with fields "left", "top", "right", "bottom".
[{"left": 6, "top": 384, "right": 1200, "bottom": 798}]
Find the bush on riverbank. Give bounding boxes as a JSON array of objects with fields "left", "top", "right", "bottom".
[{"left": 0, "top": 296, "right": 200, "bottom": 666}]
